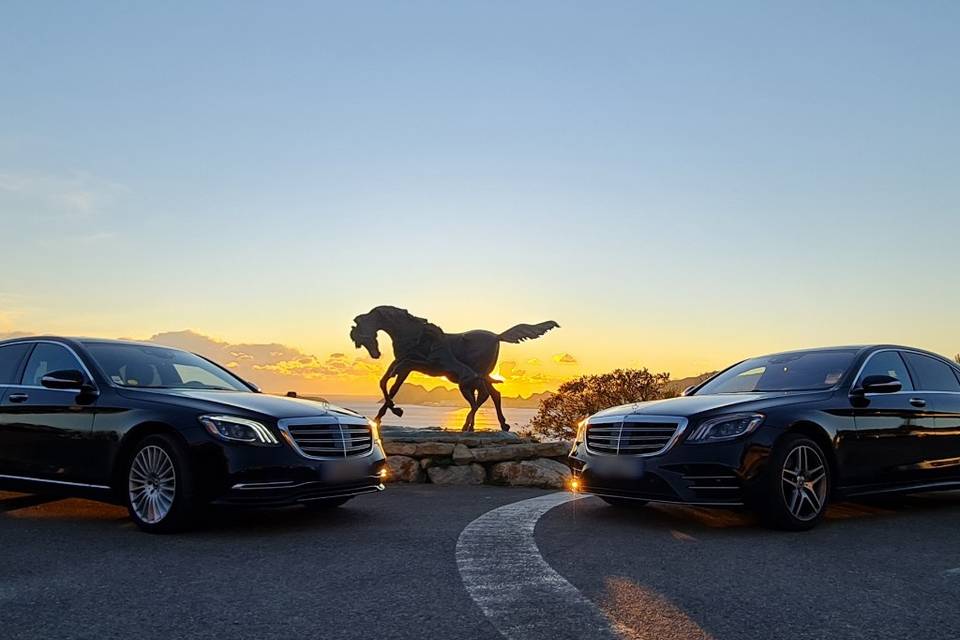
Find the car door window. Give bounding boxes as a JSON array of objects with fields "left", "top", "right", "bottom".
[
  {"left": 857, "top": 351, "right": 913, "bottom": 391},
  {"left": 902, "top": 352, "right": 960, "bottom": 392},
  {"left": 0, "top": 343, "right": 32, "bottom": 384},
  {"left": 21, "top": 343, "right": 84, "bottom": 386}
]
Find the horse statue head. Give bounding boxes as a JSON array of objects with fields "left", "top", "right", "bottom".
[
  {"left": 350, "top": 312, "right": 382, "bottom": 359},
  {"left": 351, "top": 306, "right": 431, "bottom": 360}
]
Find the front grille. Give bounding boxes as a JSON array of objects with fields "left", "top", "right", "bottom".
[
  {"left": 585, "top": 419, "right": 681, "bottom": 456},
  {"left": 286, "top": 422, "right": 373, "bottom": 458}
]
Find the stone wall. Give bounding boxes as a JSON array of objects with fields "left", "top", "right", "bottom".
[{"left": 381, "top": 427, "right": 573, "bottom": 489}]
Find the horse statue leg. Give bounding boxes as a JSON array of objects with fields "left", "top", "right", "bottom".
[
  {"left": 473, "top": 383, "right": 490, "bottom": 431},
  {"left": 374, "top": 400, "right": 390, "bottom": 424},
  {"left": 383, "top": 368, "right": 410, "bottom": 417},
  {"left": 377, "top": 362, "right": 397, "bottom": 417},
  {"left": 484, "top": 379, "right": 510, "bottom": 431},
  {"left": 375, "top": 361, "right": 406, "bottom": 422},
  {"left": 458, "top": 383, "right": 482, "bottom": 432},
  {"left": 457, "top": 381, "right": 490, "bottom": 432}
]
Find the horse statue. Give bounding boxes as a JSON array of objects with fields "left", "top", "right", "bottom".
[{"left": 350, "top": 306, "right": 559, "bottom": 431}]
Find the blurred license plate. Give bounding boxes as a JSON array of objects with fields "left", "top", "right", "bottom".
[
  {"left": 593, "top": 457, "right": 644, "bottom": 478},
  {"left": 328, "top": 462, "right": 365, "bottom": 482}
]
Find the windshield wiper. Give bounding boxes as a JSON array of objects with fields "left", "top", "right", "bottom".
[
  {"left": 127, "top": 384, "right": 236, "bottom": 391},
  {"left": 178, "top": 385, "right": 235, "bottom": 391}
]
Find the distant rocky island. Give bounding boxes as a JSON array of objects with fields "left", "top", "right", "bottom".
[
  {"left": 280, "top": 384, "right": 550, "bottom": 408},
  {"left": 394, "top": 384, "right": 551, "bottom": 408},
  {"left": 281, "top": 373, "right": 714, "bottom": 409},
  {"left": 388, "top": 374, "right": 713, "bottom": 408}
]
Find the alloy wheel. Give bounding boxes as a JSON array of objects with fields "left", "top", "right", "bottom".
[
  {"left": 780, "top": 445, "right": 827, "bottom": 522},
  {"left": 128, "top": 445, "right": 177, "bottom": 524}
]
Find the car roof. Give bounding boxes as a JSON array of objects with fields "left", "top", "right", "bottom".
[
  {"left": 0, "top": 336, "right": 171, "bottom": 349},
  {"left": 763, "top": 345, "right": 871, "bottom": 354},
  {"left": 751, "top": 344, "right": 957, "bottom": 366}
]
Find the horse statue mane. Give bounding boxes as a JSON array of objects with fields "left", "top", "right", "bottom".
[
  {"left": 350, "top": 306, "right": 560, "bottom": 432},
  {"left": 365, "top": 305, "right": 426, "bottom": 326},
  {"left": 363, "top": 306, "right": 443, "bottom": 335}
]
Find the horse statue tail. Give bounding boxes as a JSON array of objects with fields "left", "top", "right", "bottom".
[{"left": 498, "top": 320, "right": 560, "bottom": 344}]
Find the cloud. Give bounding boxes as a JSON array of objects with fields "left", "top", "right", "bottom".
[
  {"left": 498, "top": 360, "right": 526, "bottom": 379},
  {"left": 0, "top": 300, "right": 28, "bottom": 334},
  {"left": 552, "top": 352, "right": 578, "bottom": 364},
  {"left": 147, "top": 330, "right": 381, "bottom": 393},
  {"left": 0, "top": 170, "right": 128, "bottom": 218},
  {"left": 494, "top": 358, "right": 574, "bottom": 391}
]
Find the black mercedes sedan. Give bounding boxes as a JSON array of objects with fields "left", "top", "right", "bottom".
[
  {"left": 0, "top": 337, "right": 387, "bottom": 532},
  {"left": 569, "top": 345, "right": 960, "bottom": 530}
]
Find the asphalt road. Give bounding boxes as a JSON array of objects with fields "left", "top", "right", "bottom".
[
  {"left": 541, "top": 493, "right": 960, "bottom": 640},
  {"left": 1, "top": 486, "right": 958, "bottom": 640}
]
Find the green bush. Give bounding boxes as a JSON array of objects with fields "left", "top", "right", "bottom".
[{"left": 530, "top": 368, "right": 676, "bottom": 440}]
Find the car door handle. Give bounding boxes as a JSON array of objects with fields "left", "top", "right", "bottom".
[
  {"left": 7, "top": 393, "right": 29, "bottom": 403},
  {"left": 909, "top": 397, "right": 927, "bottom": 408}
]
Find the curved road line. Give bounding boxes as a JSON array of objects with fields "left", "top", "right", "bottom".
[{"left": 456, "top": 492, "right": 620, "bottom": 640}]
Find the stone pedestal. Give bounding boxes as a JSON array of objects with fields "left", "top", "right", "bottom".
[{"left": 381, "top": 427, "right": 572, "bottom": 489}]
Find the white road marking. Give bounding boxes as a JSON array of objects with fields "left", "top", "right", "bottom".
[{"left": 456, "top": 492, "right": 620, "bottom": 640}]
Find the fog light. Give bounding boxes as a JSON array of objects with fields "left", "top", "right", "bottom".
[
  {"left": 379, "top": 468, "right": 389, "bottom": 480},
  {"left": 569, "top": 478, "right": 580, "bottom": 492}
]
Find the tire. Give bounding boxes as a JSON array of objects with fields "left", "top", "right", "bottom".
[
  {"left": 124, "top": 433, "right": 198, "bottom": 534},
  {"left": 756, "top": 434, "right": 831, "bottom": 531},
  {"left": 600, "top": 496, "right": 648, "bottom": 508},
  {"left": 303, "top": 497, "right": 352, "bottom": 511}
]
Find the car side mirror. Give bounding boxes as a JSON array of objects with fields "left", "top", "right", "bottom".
[
  {"left": 681, "top": 385, "right": 696, "bottom": 397},
  {"left": 40, "top": 369, "right": 86, "bottom": 390},
  {"left": 854, "top": 374, "right": 902, "bottom": 395}
]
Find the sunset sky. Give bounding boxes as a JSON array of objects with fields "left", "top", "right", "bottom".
[{"left": 2, "top": 2, "right": 958, "bottom": 397}]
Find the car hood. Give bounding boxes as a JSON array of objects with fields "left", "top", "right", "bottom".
[
  {"left": 116, "top": 388, "right": 367, "bottom": 421},
  {"left": 590, "top": 391, "right": 831, "bottom": 420}
]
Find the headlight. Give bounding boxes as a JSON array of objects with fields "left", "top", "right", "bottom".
[
  {"left": 687, "top": 413, "right": 764, "bottom": 443},
  {"left": 575, "top": 418, "right": 589, "bottom": 443},
  {"left": 368, "top": 419, "right": 382, "bottom": 444},
  {"left": 199, "top": 415, "right": 279, "bottom": 445}
]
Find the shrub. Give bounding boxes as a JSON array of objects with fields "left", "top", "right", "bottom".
[{"left": 530, "top": 368, "right": 676, "bottom": 440}]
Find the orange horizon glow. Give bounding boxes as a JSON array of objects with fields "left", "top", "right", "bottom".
[{"left": 2, "top": 323, "right": 957, "bottom": 400}]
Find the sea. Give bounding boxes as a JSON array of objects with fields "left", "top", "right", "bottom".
[{"left": 324, "top": 396, "right": 538, "bottom": 431}]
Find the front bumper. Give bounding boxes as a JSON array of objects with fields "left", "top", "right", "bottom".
[
  {"left": 568, "top": 433, "right": 773, "bottom": 506},
  {"left": 214, "top": 478, "right": 385, "bottom": 507},
  {"left": 192, "top": 438, "right": 388, "bottom": 507}
]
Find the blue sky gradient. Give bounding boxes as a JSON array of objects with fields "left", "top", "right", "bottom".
[{"left": 1, "top": 1, "right": 958, "bottom": 391}]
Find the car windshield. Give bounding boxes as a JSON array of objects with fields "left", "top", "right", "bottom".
[
  {"left": 84, "top": 342, "right": 249, "bottom": 391},
  {"left": 695, "top": 349, "right": 858, "bottom": 394}
]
